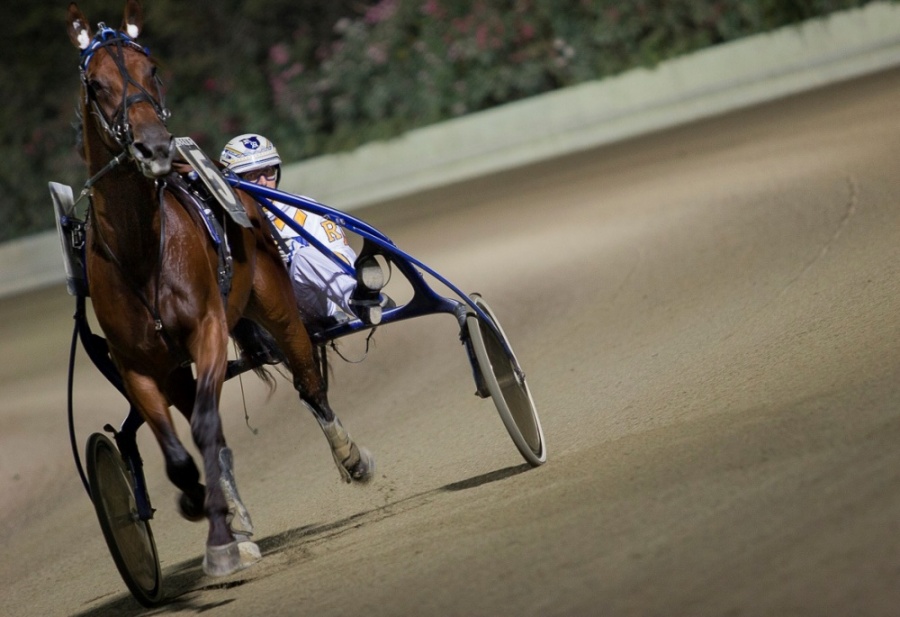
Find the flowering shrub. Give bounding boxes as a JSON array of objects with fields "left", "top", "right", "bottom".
[
  {"left": 263, "top": 0, "right": 879, "bottom": 160},
  {"left": 0, "top": 0, "right": 884, "bottom": 239}
]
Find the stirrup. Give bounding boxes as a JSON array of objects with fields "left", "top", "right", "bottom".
[
  {"left": 349, "top": 293, "right": 395, "bottom": 326},
  {"left": 349, "top": 293, "right": 382, "bottom": 325},
  {"left": 355, "top": 254, "right": 386, "bottom": 292}
]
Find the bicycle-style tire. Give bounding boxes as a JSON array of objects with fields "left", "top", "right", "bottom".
[
  {"left": 465, "top": 294, "right": 546, "bottom": 466},
  {"left": 86, "top": 432, "right": 163, "bottom": 607}
]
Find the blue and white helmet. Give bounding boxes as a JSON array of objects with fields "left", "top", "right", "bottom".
[{"left": 219, "top": 133, "right": 282, "bottom": 174}]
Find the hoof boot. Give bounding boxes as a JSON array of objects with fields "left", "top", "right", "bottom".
[
  {"left": 235, "top": 533, "right": 262, "bottom": 564},
  {"left": 202, "top": 541, "right": 242, "bottom": 577},
  {"left": 347, "top": 447, "right": 376, "bottom": 484}
]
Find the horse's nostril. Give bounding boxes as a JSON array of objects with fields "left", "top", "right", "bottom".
[
  {"left": 133, "top": 142, "right": 153, "bottom": 160},
  {"left": 132, "top": 139, "right": 173, "bottom": 163}
]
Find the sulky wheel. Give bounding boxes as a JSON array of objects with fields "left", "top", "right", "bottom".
[
  {"left": 86, "top": 432, "right": 163, "bottom": 607},
  {"left": 465, "top": 294, "right": 546, "bottom": 466}
]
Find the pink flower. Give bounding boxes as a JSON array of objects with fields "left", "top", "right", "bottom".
[
  {"left": 476, "top": 24, "right": 489, "bottom": 50},
  {"left": 365, "top": 0, "right": 398, "bottom": 25},
  {"left": 452, "top": 15, "right": 473, "bottom": 35},
  {"left": 518, "top": 22, "right": 535, "bottom": 41},
  {"left": 421, "top": 0, "right": 445, "bottom": 19},
  {"left": 269, "top": 43, "right": 290, "bottom": 66}
]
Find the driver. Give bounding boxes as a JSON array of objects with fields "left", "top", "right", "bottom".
[{"left": 219, "top": 133, "right": 390, "bottom": 327}]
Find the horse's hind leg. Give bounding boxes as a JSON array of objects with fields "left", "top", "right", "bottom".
[
  {"left": 281, "top": 331, "right": 375, "bottom": 483},
  {"left": 305, "top": 347, "right": 375, "bottom": 484},
  {"left": 247, "top": 265, "right": 375, "bottom": 484}
]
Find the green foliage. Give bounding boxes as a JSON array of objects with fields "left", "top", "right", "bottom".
[
  {"left": 0, "top": 0, "right": 886, "bottom": 240},
  {"left": 268, "top": 0, "right": 880, "bottom": 159}
]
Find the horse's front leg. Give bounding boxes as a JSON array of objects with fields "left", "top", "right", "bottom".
[
  {"left": 188, "top": 317, "right": 260, "bottom": 576},
  {"left": 121, "top": 368, "right": 206, "bottom": 522},
  {"left": 218, "top": 446, "right": 261, "bottom": 562},
  {"left": 167, "top": 366, "right": 259, "bottom": 561}
]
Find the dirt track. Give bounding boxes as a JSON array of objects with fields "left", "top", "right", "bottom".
[{"left": 2, "top": 67, "right": 900, "bottom": 617}]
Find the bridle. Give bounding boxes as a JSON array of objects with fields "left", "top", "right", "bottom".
[
  {"left": 77, "top": 25, "right": 177, "bottom": 347},
  {"left": 79, "top": 24, "right": 171, "bottom": 157}
]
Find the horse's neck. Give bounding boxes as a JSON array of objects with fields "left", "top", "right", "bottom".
[
  {"left": 90, "top": 173, "right": 162, "bottom": 278},
  {"left": 82, "top": 114, "right": 162, "bottom": 273}
]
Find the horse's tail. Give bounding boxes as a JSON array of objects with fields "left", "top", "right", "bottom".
[{"left": 230, "top": 318, "right": 286, "bottom": 391}]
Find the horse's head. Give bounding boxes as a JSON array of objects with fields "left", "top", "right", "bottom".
[{"left": 67, "top": 1, "right": 174, "bottom": 178}]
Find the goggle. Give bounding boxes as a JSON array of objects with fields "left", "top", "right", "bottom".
[{"left": 243, "top": 165, "right": 279, "bottom": 182}]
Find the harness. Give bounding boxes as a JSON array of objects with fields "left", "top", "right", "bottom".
[
  {"left": 74, "top": 26, "right": 234, "bottom": 357},
  {"left": 64, "top": 176, "right": 237, "bottom": 351}
]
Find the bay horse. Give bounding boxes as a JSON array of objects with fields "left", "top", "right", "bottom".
[{"left": 67, "top": 0, "right": 373, "bottom": 576}]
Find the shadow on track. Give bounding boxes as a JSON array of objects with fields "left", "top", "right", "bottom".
[{"left": 72, "top": 464, "right": 531, "bottom": 615}]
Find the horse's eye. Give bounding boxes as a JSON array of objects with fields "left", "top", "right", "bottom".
[{"left": 88, "top": 79, "right": 105, "bottom": 93}]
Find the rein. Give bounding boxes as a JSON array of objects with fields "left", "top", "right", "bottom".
[{"left": 69, "top": 150, "right": 130, "bottom": 212}]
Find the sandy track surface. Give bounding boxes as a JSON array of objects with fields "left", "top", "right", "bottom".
[{"left": 2, "top": 67, "right": 900, "bottom": 617}]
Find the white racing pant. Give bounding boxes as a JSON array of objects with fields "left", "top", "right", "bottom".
[{"left": 290, "top": 245, "right": 357, "bottom": 322}]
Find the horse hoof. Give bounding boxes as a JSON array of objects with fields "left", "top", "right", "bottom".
[
  {"left": 236, "top": 537, "right": 262, "bottom": 565},
  {"left": 177, "top": 492, "right": 204, "bottom": 522},
  {"left": 348, "top": 447, "right": 375, "bottom": 484},
  {"left": 202, "top": 542, "right": 242, "bottom": 577},
  {"left": 322, "top": 419, "right": 376, "bottom": 484},
  {"left": 234, "top": 532, "right": 262, "bottom": 563}
]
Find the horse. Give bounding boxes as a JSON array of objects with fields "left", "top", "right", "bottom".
[{"left": 66, "top": 0, "right": 374, "bottom": 576}]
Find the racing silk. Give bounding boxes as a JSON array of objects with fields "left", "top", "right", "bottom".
[{"left": 265, "top": 200, "right": 356, "bottom": 265}]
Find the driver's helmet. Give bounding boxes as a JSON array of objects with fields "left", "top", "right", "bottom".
[{"left": 219, "top": 133, "right": 282, "bottom": 178}]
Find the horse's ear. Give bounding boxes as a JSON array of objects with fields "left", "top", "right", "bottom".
[
  {"left": 122, "top": 0, "right": 144, "bottom": 39},
  {"left": 67, "top": 3, "right": 92, "bottom": 50}
]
